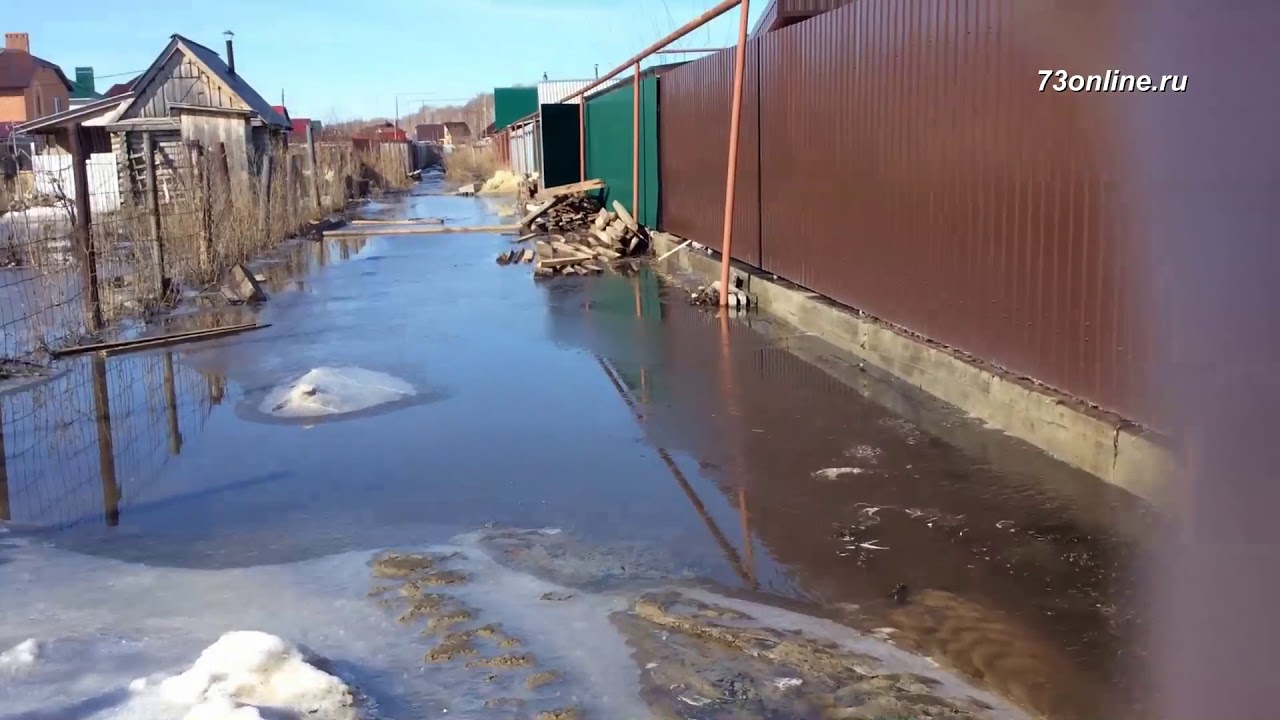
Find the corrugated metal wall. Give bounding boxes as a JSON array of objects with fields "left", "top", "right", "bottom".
[
  {"left": 508, "top": 120, "right": 539, "bottom": 176},
  {"left": 658, "top": 0, "right": 1155, "bottom": 429},
  {"left": 537, "top": 80, "right": 592, "bottom": 106},
  {"left": 658, "top": 44, "right": 762, "bottom": 267},
  {"left": 584, "top": 76, "right": 660, "bottom": 227}
]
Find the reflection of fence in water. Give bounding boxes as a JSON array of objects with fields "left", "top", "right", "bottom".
[{"left": 0, "top": 352, "right": 221, "bottom": 529}]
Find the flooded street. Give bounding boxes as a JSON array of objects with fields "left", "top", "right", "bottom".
[{"left": 0, "top": 184, "right": 1156, "bottom": 720}]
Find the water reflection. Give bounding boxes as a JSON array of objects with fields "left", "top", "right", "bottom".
[
  {"left": 0, "top": 350, "right": 217, "bottom": 531},
  {"left": 571, "top": 268, "right": 1150, "bottom": 720},
  {"left": 0, "top": 236, "right": 372, "bottom": 532}
]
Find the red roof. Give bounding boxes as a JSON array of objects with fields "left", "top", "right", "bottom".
[
  {"left": 272, "top": 105, "right": 291, "bottom": 124},
  {"left": 103, "top": 75, "right": 138, "bottom": 98},
  {"left": 290, "top": 118, "right": 313, "bottom": 137},
  {"left": 0, "top": 49, "right": 72, "bottom": 92}
]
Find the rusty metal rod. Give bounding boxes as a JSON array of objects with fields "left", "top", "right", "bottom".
[
  {"left": 718, "top": 0, "right": 752, "bottom": 307},
  {"left": 633, "top": 61, "right": 641, "bottom": 217},
  {"left": 557, "top": 0, "right": 742, "bottom": 103},
  {"left": 655, "top": 47, "right": 729, "bottom": 54}
]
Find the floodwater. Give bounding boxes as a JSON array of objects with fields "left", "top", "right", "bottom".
[{"left": 0, "top": 182, "right": 1157, "bottom": 720}]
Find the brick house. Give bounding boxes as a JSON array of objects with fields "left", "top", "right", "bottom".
[{"left": 0, "top": 33, "right": 72, "bottom": 123}]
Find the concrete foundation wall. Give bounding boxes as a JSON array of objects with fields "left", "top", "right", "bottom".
[{"left": 651, "top": 233, "right": 1176, "bottom": 508}]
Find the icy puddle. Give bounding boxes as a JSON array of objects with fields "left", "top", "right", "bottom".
[{"left": 0, "top": 528, "right": 1031, "bottom": 719}]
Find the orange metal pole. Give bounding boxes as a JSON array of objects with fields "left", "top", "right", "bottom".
[
  {"left": 578, "top": 100, "right": 586, "bottom": 181},
  {"left": 633, "top": 61, "right": 641, "bottom": 217},
  {"left": 560, "top": 0, "right": 742, "bottom": 104},
  {"left": 717, "top": 0, "right": 752, "bottom": 307}
]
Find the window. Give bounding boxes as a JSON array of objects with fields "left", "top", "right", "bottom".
[
  {"left": 53, "top": 97, "right": 61, "bottom": 113},
  {"left": 35, "top": 93, "right": 42, "bottom": 117}
]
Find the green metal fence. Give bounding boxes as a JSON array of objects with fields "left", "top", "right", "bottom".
[
  {"left": 493, "top": 87, "right": 539, "bottom": 131},
  {"left": 584, "top": 76, "right": 660, "bottom": 227}
]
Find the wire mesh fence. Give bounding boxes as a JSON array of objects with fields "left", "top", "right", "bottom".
[
  {"left": 0, "top": 130, "right": 406, "bottom": 368},
  {"left": 0, "top": 350, "right": 218, "bottom": 529}
]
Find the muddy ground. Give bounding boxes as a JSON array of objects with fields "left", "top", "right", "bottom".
[{"left": 365, "top": 528, "right": 1030, "bottom": 720}]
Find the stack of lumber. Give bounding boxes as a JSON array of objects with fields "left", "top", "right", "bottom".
[{"left": 527, "top": 192, "right": 603, "bottom": 233}]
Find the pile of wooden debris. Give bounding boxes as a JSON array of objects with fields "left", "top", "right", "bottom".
[
  {"left": 526, "top": 192, "right": 603, "bottom": 234},
  {"left": 495, "top": 178, "right": 653, "bottom": 278}
]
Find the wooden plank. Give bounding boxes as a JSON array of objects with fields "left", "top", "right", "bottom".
[
  {"left": 612, "top": 200, "right": 639, "bottom": 232},
  {"left": 323, "top": 224, "right": 519, "bottom": 238},
  {"left": 52, "top": 323, "right": 271, "bottom": 358},
  {"left": 518, "top": 194, "right": 565, "bottom": 228},
  {"left": 536, "top": 254, "right": 593, "bottom": 269},
  {"left": 536, "top": 178, "right": 604, "bottom": 201},
  {"left": 350, "top": 218, "right": 445, "bottom": 225}
]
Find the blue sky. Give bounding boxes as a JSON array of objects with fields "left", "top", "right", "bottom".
[{"left": 6, "top": 0, "right": 766, "bottom": 121}]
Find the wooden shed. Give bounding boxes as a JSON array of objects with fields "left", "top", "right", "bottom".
[{"left": 100, "top": 34, "right": 288, "bottom": 202}]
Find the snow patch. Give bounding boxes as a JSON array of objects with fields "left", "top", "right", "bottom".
[
  {"left": 0, "top": 638, "right": 39, "bottom": 672},
  {"left": 259, "top": 367, "right": 415, "bottom": 419},
  {"left": 151, "top": 631, "right": 356, "bottom": 720}
]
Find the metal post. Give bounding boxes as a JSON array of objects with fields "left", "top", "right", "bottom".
[
  {"left": 717, "top": 0, "right": 751, "bottom": 307},
  {"left": 163, "top": 352, "right": 182, "bottom": 455},
  {"left": 578, "top": 100, "right": 586, "bottom": 182},
  {"left": 305, "top": 123, "right": 321, "bottom": 210},
  {"left": 90, "top": 355, "right": 120, "bottom": 527},
  {"left": 633, "top": 61, "right": 641, "bottom": 218},
  {"left": 68, "top": 123, "right": 104, "bottom": 332},
  {"left": 142, "top": 131, "right": 167, "bottom": 297}
]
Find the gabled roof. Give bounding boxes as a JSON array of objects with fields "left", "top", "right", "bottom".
[
  {"left": 272, "top": 105, "right": 291, "bottom": 124},
  {"left": 0, "top": 49, "right": 73, "bottom": 92},
  {"left": 290, "top": 117, "right": 315, "bottom": 137},
  {"left": 121, "top": 34, "right": 288, "bottom": 128},
  {"left": 17, "top": 93, "right": 134, "bottom": 134}
]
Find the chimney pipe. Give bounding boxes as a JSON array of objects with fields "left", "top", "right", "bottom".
[{"left": 223, "top": 31, "right": 235, "bottom": 75}]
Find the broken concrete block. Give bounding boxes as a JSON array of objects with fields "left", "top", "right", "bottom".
[{"left": 228, "top": 264, "right": 267, "bottom": 303}]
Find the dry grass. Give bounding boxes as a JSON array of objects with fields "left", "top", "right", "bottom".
[{"left": 444, "top": 144, "right": 502, "bottom": 184}]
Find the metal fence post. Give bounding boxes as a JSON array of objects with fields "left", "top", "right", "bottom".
[
  {"left": 68, "top": 123, "right": 104, "bottom": 332},
  {"left": 142, "top": 131, "right": 167, "bottom": 296}
]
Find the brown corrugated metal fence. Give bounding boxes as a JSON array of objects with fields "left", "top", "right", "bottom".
[
  {"left": 659, "top": 0, "right": 1158, "bottom": 430},
  {"left": 660, "top": 43, "right": 762, "bottom": 267}
]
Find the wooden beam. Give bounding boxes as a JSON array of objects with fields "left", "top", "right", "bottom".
[
  {"left": 518, "top": 195, "right": 565, "bottom": 228},
  {"left": 536, "top": 178, "right": 604, "bottom": 201},
  {"left": 323, "top": 224, "right": 520, "bottom": 238},
  {"left": 52, "top": 323, "right": 271, "bottom": 358},
  {"left": 536, "top": 254, "right": 595, "bottom": 269},
  {"left": 350, "top": 218, "right": 445, "bottom": 226}
]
